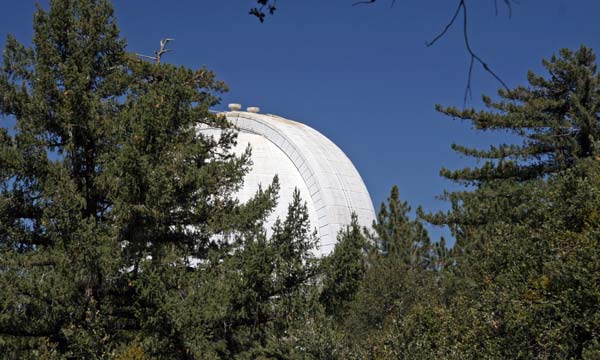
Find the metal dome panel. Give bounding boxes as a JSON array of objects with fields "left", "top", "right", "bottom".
[{"left": 222, "top": 111, "right": 376, "bottom": 255}]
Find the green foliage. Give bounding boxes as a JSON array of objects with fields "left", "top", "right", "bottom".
[
  {"left": 306, "top": 45, "right": 600, "bottom": 359},
  {"left": 319, "top": 214, "right": 368, "bottom": 318},
  {"left": 436, "top": 45, "right": 600, "bottom": 185},
  {"left": 333, "top": 186, "right": 449, "bottom": 357},
  {"left": 114, "top": 342, "right": 149, "bottom": 360},
  {"left": 371, "top": 185, "right": 448, "bottom": 270},
  {"left": 414, "top": 46, "right": 600, "bottom": 358},
  {"left": 0, "top": 0, "right": 318, "bottom": 357}
]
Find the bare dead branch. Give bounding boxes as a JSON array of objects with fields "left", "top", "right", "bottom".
[
  {"left": 426, "top": 0, "right": 510, "bottom": 105},
  {"left": 461, "top": 1, "right": 509, "bottom": 93},
  {"left": 352, "top": 0, "right": 376, "bottom": 6},
  {"left": 425, "top": 1, "right": 463, "bottom": 47},
  {"left": 465, "top": 56, "right": 474, "bottom": 105},
  {"left": 504, "top": 0, "right": 513, "bottom": 18},
  {"left": 136, "top": 38, "right": 174, "bottom": 64},
  {"left": 250, "top": 0, "right": 515, "bottom": 105},
  {"left": 495, "top": 0, "right": 514, "bottom": 17},
  {"left": 135, "top": 54, "right": 156, "bottom": 61},
  {"left": 351, "top": 0, "right": 396, "bottom": 7}
]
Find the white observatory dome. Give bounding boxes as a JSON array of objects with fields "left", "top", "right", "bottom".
[{"left": 200, "top": 108, "right": 376, "bottom": 255}]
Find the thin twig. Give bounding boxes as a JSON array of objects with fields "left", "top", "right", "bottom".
[
  {"left": 461, "top": 1, "right": 509, "bottom": 92},
  {"left": 464, "top": 56, "right": 474, "bottom": 106},
  {"left": 352, "top": 0, "right": 376, "bottom": 6},
  {"left": 425, "top": 1, "right": 463, "bottom": 47},
  {"left": 427, "top": 0, "right": 510, "bottom": 105},
  {"left": 135, "top": 54, "right": 156, "bottom": 61},
  {"left": 494, "top": 0, "right": 514, "bottom": 18},
  {"left": 504, "top": 0, "right": 513, "bottom": 18},
  {"left": 351, "top": 0, "right": 396, "bottom": 7}
]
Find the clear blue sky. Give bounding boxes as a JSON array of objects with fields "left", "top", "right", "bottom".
[{"left": 1, "top": 1, "right": 599, "bottom": 243}]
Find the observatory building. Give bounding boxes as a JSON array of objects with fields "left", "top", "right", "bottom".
[{"left": 202, "top": 105, "right": 376, "bottom": 255}]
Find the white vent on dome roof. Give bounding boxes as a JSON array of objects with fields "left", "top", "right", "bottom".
[
  {"left": 228, "top": 103, "right": 242, "bottom": 111},
  {"left": 247, "top": 106, "right": 260, "bottom": 113}
]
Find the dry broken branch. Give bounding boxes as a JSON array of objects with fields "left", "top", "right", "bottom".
[{"left": 136, "top": 38, "right": 174, "bottom": 64}]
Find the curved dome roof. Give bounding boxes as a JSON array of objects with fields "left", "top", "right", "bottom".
[{"left": 202, "top": 110, "right": 376, "bottom": 255}]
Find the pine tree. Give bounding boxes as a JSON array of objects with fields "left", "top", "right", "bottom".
[
  {"left": 371, "top": 185, "right": 435, "bottom": 268},
  {"left": 337, "top": 186, "right": 451, "bottom": 356},
  {"left": 130, "top": 186, "right": 321, "bottom": 359},
  {"left": 0, "top": 0, "right": 280, "bottom": 357},
  {"left": 319, "top": 214, "right": 368, "bottom": 318},
  {"left": 229, "top": 189, "right": 321, "bottom": 358},
  {"left": 415, "top": 46, "right": 600, "bottom": 358},
  {"left": 0, "top": 1, "right": 132, "bottom": 356},
  {"left": 427, "top": 45, "right": 600, "bottom": 274},
  {"left": 437, "top": 46, "right": 600, "bottom": 185}
]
